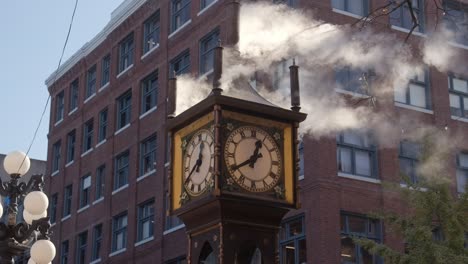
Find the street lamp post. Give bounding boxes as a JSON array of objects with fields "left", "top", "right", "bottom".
[{"left": 0, "top": 151, "right": 55, "bottom": 264}]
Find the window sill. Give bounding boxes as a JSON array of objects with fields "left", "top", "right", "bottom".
[
  {"left": 93, "top": 197, "right": 104, "bottom": 205},
  {"left": 109, "top": 248, "right": 126, "bottom": 257},
  {"left": 298, "top": 175, "right": 304, "bottom": 180},
  {"left": 96, "top": 139, "right": 107, "bottom": 149},
  {"left": 135, "top": 236, "right": 154, "bottom": 247},
  {"left": 400, "top": 183, "right": 427, "bottom": 192},
  {"left": 81, "top": 148, "right": 94, "bottom": 158},
  {"left": 165, "top": 162, "right": 170, "bottom": 168},
  {"left": 65, "top": 160, "right": 74, "bottom": 168},
  {"left": 139, "top": 106, "right": 157, "bottom": 120},
  {"left": 448, "top": 41, "right": 468, "bottom": 50},
  {"left": 89, "top": 258, "right": 101, "bottom": 264},
  {"left": 51, "top": 170, "right": 59, "bottom": 177},
  {"left": 335, "top": 88, "right": 371, "bottom": 99},
  {"left": 338, "top": 172, "right": 381, "bottom": 184},
  {"left": 169, "top": 20, "right": 192, "bottom": 39},
  {"left": 54, "top": 119, "right": 63, "bottom": 127},
  {"left": 117, "top": 64, "right": 134, "bottom": 79},
  {"left": 198, "top": 69, "right": 214, "bottom": 80},
  {"left": 50, "top": 222, "right": 56, "bottom": 227},
  {"left": 115, "top": 124, "right": 130, "bottom": 136},
  {"left": 68, "top": 108, "right": 78, "bottom": 116},
  {"left": 198, "top": 0, "right": 219, "bottom": 16},
  {"left": 112, "top": 184, "right": 129, "bottom": 195},
  {"left": 137, "top": 169, "right": 156, "bottom": 182},
  {"left": 451, "top": 115, "right": 468, "bottom": 123},
  {"left": 61, "top": 215, "right": 71, "bottom": 222},
  {"left": 331, "top": 8, "right": 363, "bottom": 19},
  {"left": 77, "top": 204, "right": 90, "bottom": 214},
  {"left": 390, "top": 25, "right": 426, "bottom": 38},
  {"left": 141, "top": 44, "right": 160, "bottom": 60},
  {"left": 99, "top": 82, "right": 110, "bottom": 92},
  {"left": 394, "top": 102, "right": 433, "bottom": 114},
  {"left": 163, "top": 224, "right": 185, "bottom": 235},
  {"left": 84, "top": 93, "right": 97, "bottom": 104}
]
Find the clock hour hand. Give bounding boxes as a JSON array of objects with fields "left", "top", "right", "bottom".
[{"left": 249, "top": 140, "right": 263, "bottom": 168}]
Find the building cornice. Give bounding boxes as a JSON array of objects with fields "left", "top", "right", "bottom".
[{"left": 45, "top": 0, "right": 147, "bottom": 88}]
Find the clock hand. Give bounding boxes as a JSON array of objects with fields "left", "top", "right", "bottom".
[
  {"left": 185, "top": 162, "right": 199, "bottom": 184},
  {"left": 196, "top": 141, "right": 204, "bottom": 172},
  {"left": 249, "top": 140, "right": 263, "bottom": 168}
]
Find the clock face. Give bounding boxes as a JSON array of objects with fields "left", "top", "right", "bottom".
[
  {"left": 183, "top": 129, "right": 215, "bottom": 196},
  {"left": 224, "top": 126, "right": 282, "bottom": 192}
]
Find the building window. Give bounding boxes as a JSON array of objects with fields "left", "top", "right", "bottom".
[
  {"left": 165, "top": 192, "right": 184, "bottom": 230},
  {"left": 137, "top": 199, "right": 155, "bottom": 241},
  {"left": 83, "top": 119, "right": 94, "bottom": 152},
  {"left": 66, "top": 130, "right": 76, "bottom": 164},
  {"left": 201, "top": 0, "right": 216, "bottom": 9},
  {"left": 49, "top": 193, "right": 58, "bottom": 224},
  {"left": 140, "top": 135, "right": 157, "bottom": 176},
  {"left": 92, "top": 224, "right": 103, "bottom": 261},
  {"left": 280, "top": 215, "right": 307, "bottom": 264},
  {"left": 63, "top": 184, "right": 72, "bottom": 217},
  {"left": 399, "top": 140, "right": 421, "bottom": 184},
  {"left": 119, "top": 33, "right": 134, "bottom": 73},
  {"left": 76, "top": 231, "right": 87, "bottom": 264},
  {"left": 331, "top": 0, "right": 368, "bottom": 16},
  {"left": 166, "top": 256, "right": 187, "bottom": 264},
  {"left": 86, "top": 65, "right": 97, "bottom": 99},
  {"left": 117, "top": 90, "right": 132, "bottom": 130},
  {"left": 170, "top": 50, "right": 190, "bottom": 77},
  {"left": 115, "top": 151, "right": 129, "bottom": 189},
  {"left": 395, "top": 70, "right": 430, "bottom": 109},
  {"left": 298, "top": 140, "right": 304, "bottom": 179},
  {"left": 341, "top": 213, "right": 382, "bottom": 264},
  {"left": 457, "top": 152, "right": 468, "bottom": 193},
  {"left": 101, "top": 54, "right": 111, "bottom": 86},
  {"left": 69, "top": 79, "right": 79, "bottom": 112},
  {"left": 55, "top": 91, "right": 65, "bottom": 123},
  {"left": 112, "top": 212, "right": 128, "bottom": 252},
  {"left": 337, "top": 131, "right": 377, "bottom": 178},
  {"left": 390, "top": 0, "right": 424, "bottom": 32},
  {"left": 60, "top": 240, "right": 69, "bottom": 264},
  {"left": 98, "top": 108, "right": 108, "bottom": 142},
  {"left": 141, "top": 72, "right": 158, "bottom": 114},
  {"left": 271, "top": 58, "right": 295, "bottom": 90},
  {"left": 79, "top": 174, "right": 91, "bottom": 208},
  {"left": 143, "top": 12, "right": 160, "bottom": 53},
  {"left": 199, "top": 29, "right": 219, "bottom": 75},
  {"left": 96, "top": 165, "right": 105, "bottom": 200},
  {"left": 443, "top": 1, "right": 468, "bottom": 46},
  {"left": 335, "top": 66, "right": 371, "bottom": 95},
  {"left": 448, "top": 75, "right": 468, "bottom": 118},
  {"left": 171, "top": 0, "right": 191, "bottom": 32},
  {"left": 52, "top": 141, "right": 61, "bottom": 173}
]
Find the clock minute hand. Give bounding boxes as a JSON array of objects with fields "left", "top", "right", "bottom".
[
  {"left": 196, "top": 141, "right": 204, "bottom": 172},
  {"left": 185, "top": 162, "right": 199, "bottom": 184}
]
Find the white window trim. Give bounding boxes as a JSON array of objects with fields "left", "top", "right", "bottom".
[
  {"left": 92, "top": 197, "right": 104, "bottom": 205},
  {"left": 115, "top": 124, "right": 131, "bottom": 136},
  {"left": 168, "top": 20, "right": 192, "bottom": 39},
  {"left": 51, "top": 170, "right": 60, "bottom": 177},
  {"left": 400, "top": 183, "right": 428, "bottom": 192},
  {"left": 141, "top": 44, "right": 160, "bottom": 60},
  {"left": 54, "top": 119, "right": 63, "bottom": 127},
  {"left": 198, "top": 69, "right": 214, "bottom": 80},
  {"left": 61, "top": 215, "right": 71, "bottom": 222},
  {"left": 109, "top": 248, "right": 126, "bottom": 257},
  {"left": 96, "top": 139, "right": 107, "bottom": 149},
  {"left": 134, "top": 236, "right": 154, "bottom": 247},
  {"left": 331, "top": 8, "right": 363, "bottom": 19},
  {"left": 112, "top": 184, "right": 129, "bottom": 195},
  {"left": 165, "top": 162, "right": 171, "bottom": 168},
  {"left": 68, "top": 108, "right": 78, "bottom": 116},
  {"left": 298, "top": 175, "right": 304, "bottom": 180},
  {"left": 338, "top": 172, "right": 381, "bottom": 184},
  {"left": 89, "top": 258, "right": 101, "bottom": 264},
  {"left": 390, "top": 25, "right": 427, "bottom": 38},
  {"left": 394, "top": 102, "right": 434, "bottom": 114},
  {"left": 50, "top": 222, "right": 56, "bottom": 228},
  {"left": 139, "top": 106, "right": 158, "bottom": 120},
  {"left": 137, "top": 169, "right": 156, "bottom": 182},
  {"left": 448, "top": 41, "right": 468, "bottom": 51},
  {"left": 99, "top": 82, "right": 110, "bottom": 92},
  {"left": 451, "top": 115, "right": 468, "bottom": 123},
  {"left": 163, "top": 224, "right": 185, "bottom": 235},
  {"left": 116, "top": 64, "right": 134, "bottom": 79},
  {"left": 81, "top": 148, "right": 94, "bottom": 158},
  {"left": 84, "top": 93, "right": 97, "bottom": 104},
  {"left": 198, "top": 0, "right": 219, "bottom": 16},
  {"left": 77, "top": 204, "right": 90, "bottom": 214},
  {"left": 65, "top": 160, "right": 74, "bottom": 168},
  {"left": 335, "top": 88, "right": 371, "bottom": 99}
]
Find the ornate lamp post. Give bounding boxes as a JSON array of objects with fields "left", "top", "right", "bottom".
[{"left": 0, "top": 151, "right": 55, "bottom": 264}]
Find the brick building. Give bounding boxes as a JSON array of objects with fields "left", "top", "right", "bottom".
[{"left": 44, "top": 0, "right": 468, "bottom": 264}]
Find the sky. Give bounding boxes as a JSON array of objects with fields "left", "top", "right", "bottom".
[{"left": 0, "top": 0, "right": 124, "bottom": 161}]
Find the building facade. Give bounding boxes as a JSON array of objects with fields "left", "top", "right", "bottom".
[{"left": 44, "top": 0, "right": 468, "bottom": 264}]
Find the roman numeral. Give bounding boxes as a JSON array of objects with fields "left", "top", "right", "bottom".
[
  {"left": 240, "top": 131, "right": 247, "bottom": 138},
  {"left": 239, "top": 175, "right": 245, "bottom": 182},
  {"left": 251, "top": 130, "right": 256, "bottom": 137},
  {"left": 272, "top": 161, "right": 280, "bottom": 166}
]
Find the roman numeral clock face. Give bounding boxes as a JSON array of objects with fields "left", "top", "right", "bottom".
[
  {"left": 224, "top": 126, "right": 282, "bottom": 192},
  {"left": 183, "top": 129, "right": 214, "bottom": 196}
]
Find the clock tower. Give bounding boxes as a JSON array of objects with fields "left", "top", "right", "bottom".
[{"left": 167, "top": 45, "right": 306, "bottom": 264}]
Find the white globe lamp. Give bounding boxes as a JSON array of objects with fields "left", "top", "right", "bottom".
[
  {"left": 3, "top": 151, "right": 30, "bottom": 176},
  {"left": 24, "top": 191, "right": 49, "bottom": 215},
  {"left": 30, "top": 240, "right": 56, "bottom": 264},
  {"left": 23, "top": 210, "right": 47, "bottom": 225}
]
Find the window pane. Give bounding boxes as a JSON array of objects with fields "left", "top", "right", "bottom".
[
  {"left": 464, "top": 97, "right": 468, "bottom": 116},
  {"left": 338, "top": 147, "right": 352, "bottom": 173},
  {"left": 453, "top": 77, "right": 468, "bottom": 93},
  {"left": 288, "top": 218, "right": 303, "bottom": 238},
  {"left": 348, "top": 1, "right": 363, "bottom": 16},
  {"left": 281, "top": 241, "right": 295, "bottom": 264},
  {"left": 399, "top": 158, "right": 413, "bottom": 182},
  {"left": 456, "top": 169, "right": 467, "bottom": 193},
  {"left": 450, "top": 94, "right": 461, "bottom": 116},
  {"left": 298, "top": 239, "right": 307, "bottom": 263},
  {"left": 348, "top": 216, "right": 366, "bottom": 234},
  {"left": 409, "top": 83, "right": 426, "bottom": 108},
  {"left": 394, "top": 86, "right": 407, "bottom": 103},
  {"left": 355, "top": 150, "right": 371, "bottom": 176},
  {"left": 459, "top": 153, "right": 468, "bottom": 167},
  {"left": 361, "top": 247, "right": 374, "bottom": 264},
  {"left": 331, "top": 0, "right": 344, "bottom": 10},
  {"left": 341, "top": 237, "right": 356, "bottom": 263},
  {"left": 343, "top": 131, "right": 362, "bottom": 146}
]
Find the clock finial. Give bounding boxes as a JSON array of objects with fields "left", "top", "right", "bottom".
[
  {"left": 289, "top": 59, "right": 301, "bottom": 112},
  {"left": 212, "top": 40, "right": 223, "bottom": 95}
]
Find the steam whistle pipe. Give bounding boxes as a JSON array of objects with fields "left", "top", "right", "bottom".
[
  {"left": 227, "top": 0, "right": 240, "bottom": 46},
  {"left": 289, "top": 59, "right": 301, "bottom": 112},
  {"left": 167, "top": 76, "right": 177, "bottom": 119},
  {"left": 212, "top": 42, "right": 223, "bottom": 95}
]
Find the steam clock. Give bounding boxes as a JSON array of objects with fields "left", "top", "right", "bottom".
[{"left": 167, "top": 46, "right": 306, "bottom": 263}]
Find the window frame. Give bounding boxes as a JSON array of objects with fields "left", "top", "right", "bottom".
[
  {"left": 79, "top": 174, "right": 91, "bottom": 208},
  {"left": 170, "top": 50, "right": 190, "bottom": 77},
  {"left": 389, "top": 0, "right": 425, "bottom": 32},
  {"left": 457, "top": 152, "right": 468, "bottom": 193},
  {"left": 118, "top": 33, "right": 134, "bottom": 73},
  {"left": 96, "top": 165, "right": 105, "bottom": 200},
  {"left": 86, "top": 65, "right": 97, "bottom": 99},
  {"left": 114, "top": 150, "right": 130, "bottom": 190},
  {"left": 60, "top": 240, "right": 69, "bottom": 264},
  {"left": 171, "top": 0, "right": 191, "bottom": 32},
  {"left": 69, "top": 79, "right": 79, "bottom": 112},
  {"left": 443, "top": 1, "right": 468, "bottom": 46},
  {"left": 336, "top": 131, "right": 378, "bottom": 179},
  {"left": 55, "top": 90, "right": 65, "bottom": 123},
  {"left": 116, "top": 90, "right": 132, "bottom": 130},
  {"left": 63, "top": 184, "right": 73, "bottom": 217},
  {"left": 76, "top": 231, "right": 88, "bottom": 264},
  {"left": 92, "top": 224, "right": 103, "bottom": 261},
  {"left": 335, "top": 66, "right": 372, "bottom": 95},
  {"left": 141, "top": 72, "right": 158, "bottom": 114},
  {"left": 98, "top": 108, "right": 108, "bottom": 142},
  {"left": 50, "top": 193, "right": 58, "bottom": 224},
  {"left": 395, "top": 69, "right": 431, "bottom": 109},
  {"left": 111, "top": 212, "right": 128, "bottom": 252},
  {"left": 52, "top": 140, "right": 61, "bottom": 173},
  {"left": 399, "top": 140, "right": 421, "bottom": 184},
  {"left": 448, "top": 74, "right": 468, "bottom": 118},
  {"left": 140, "top": 134, "right": 157, "bottom": 176},
  {"left": 66, "top": 130, "right": 76, "bottom": 164},
  {"left": 331, "top": 0, "right": 368, "bottom": 16},
  {"left": 279, "top": 215, "right": 307, "bottom": 264},
  {"left": 143, "top": 11, "right": 161, "bottom": 53},
  {"left": 83, "top": 119, "right": 94, "bottom": 153},
  {"left": 101, "top": 54, "right": 111, "bottom": 87},
  {"left": 199, "top": 29, "right": 219, "bottom": 74},
  {"left": 137, "top": 199, "right": 155, "bottom": 241}
]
